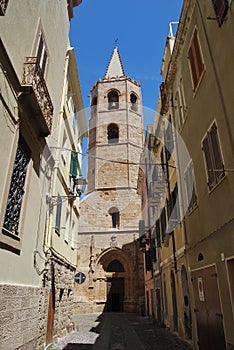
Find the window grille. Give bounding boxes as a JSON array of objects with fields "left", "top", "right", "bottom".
[{"left": 3, "top": 138, "right": 30, "bottom": 236}]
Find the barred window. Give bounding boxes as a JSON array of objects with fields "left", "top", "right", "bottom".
[
  {"left": 188, "top": 29, "right": 204, "bottom": 91},
  {"left": 3, "top": 137, "right": 30, "bottom": 236},
  {"left": 202, "top": 123, "right": 224, "bottom": 190}
]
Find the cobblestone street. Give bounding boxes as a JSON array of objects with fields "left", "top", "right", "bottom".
[{"left": 57, "top": 313, "right": 193, "bottom": 350}]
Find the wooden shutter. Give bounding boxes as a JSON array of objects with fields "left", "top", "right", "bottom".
[
  {"left": 188, "top": 29, "right": 204, "bottom": 91},
  {"left": 210, "top": 123, "right": 224, "bottom": 181},
  {"left": 150, "top": 238, "right": 157, "bottom": 263},
  {"left": 203, "top": 136, "right": 215, "bottom": 187},
  {"left": 156, "top": 219, "right": 161, "bottom": 247},
  {"left": 185, "top": 162, "right": 197, "bottom": 210},
  {"left": 160, "top": 207, "right": 166, "bottom": 242}
]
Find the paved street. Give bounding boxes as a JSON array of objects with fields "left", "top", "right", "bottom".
[{"left": 57, "top": 313, "right": 193, "bottom": 350}]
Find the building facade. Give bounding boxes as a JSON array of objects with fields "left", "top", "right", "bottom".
[
  {"left": 147, "top": 1, "right": 234, "bottom": 349},
  {"left": 0, "top": 1, "right": 83, "bottom": 348},
  {"left": 76, "top": 47, "right": 145, "bottom": 314}
]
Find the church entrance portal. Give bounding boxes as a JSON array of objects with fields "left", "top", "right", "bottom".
[{"left": 107, "top": 277, "right": 124, "bottom": 312}]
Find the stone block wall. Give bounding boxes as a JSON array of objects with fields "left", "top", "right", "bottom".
[
  {"left": 52, "top": 260, "right": 76, "bottom": 340},
  {"left": 0, "top": 284, "right": 47, "bottom": 350}
]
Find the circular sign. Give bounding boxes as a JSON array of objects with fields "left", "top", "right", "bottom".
[{"left": 75, "top": 272, "right": 86, "bottom": 284}]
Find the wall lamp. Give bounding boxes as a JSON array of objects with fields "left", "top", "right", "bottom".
[{"left": 46, "top": 175, "right": 87, "bottom": 206}]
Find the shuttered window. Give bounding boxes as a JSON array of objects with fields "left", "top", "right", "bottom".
[
  {"left": 212, "top": 0, "right": 229, "bottom": 26},
  {"left": 156, "top": 219, "right": 161, "bottom": 247},
  {"left": 184, "top": 161, "right": 197, "bottom": 212},
  {"left": 55, "top": 195, "right": 62, "bottom": 234},
  {"left": 36, "top": 32, "right": 48, "bottom": 77},
  {"left": 160, "top": 207, "right": 166, "bottom": 243},
  {"left": 188, "top": 29, "right": 204, "bottom": 91},
  {"left": 202, "top": 123, "right": 224, "bottom": 190}
]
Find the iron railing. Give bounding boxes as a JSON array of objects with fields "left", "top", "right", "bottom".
[{"left": 21, "top": 57, "right": 53, "bottom": 133}]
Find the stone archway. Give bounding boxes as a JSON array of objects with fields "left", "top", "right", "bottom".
[{"left": 96, "top": 247, "right": 135, "bottom": 313}]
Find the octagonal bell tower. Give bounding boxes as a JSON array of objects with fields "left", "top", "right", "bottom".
[
  {"left": 87, "top": 47, "right": 143, "bottom": 194},
  {"left": 76, "top": 48, "right": 145, "bottom": 314}
]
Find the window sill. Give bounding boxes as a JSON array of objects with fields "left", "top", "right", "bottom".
[
  {"left": 208, "top": 174, "right": 226, "bottom": 194},
  {"left": 0, "top": 228, "right": 22, "bottom": 252},
  {"left": 187, "top": 203, "right": 198, "bottom": 216},
  {"left": 192, "top": 69, "right": 206, "bottom": 98}
]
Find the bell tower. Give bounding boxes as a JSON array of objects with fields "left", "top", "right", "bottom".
[
  {"left": 87, "top": 47, "right": 143, "bottom": 194},
  {"left": 76, "top": 48, "right": 145, "bottom": 314}
]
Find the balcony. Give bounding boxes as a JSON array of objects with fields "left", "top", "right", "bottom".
[
  {"left": 21, "top": 57, "right": 53, "bottom": 136},
  {"left": 0, "top": 0, "right": 9, "bottom": 15}
]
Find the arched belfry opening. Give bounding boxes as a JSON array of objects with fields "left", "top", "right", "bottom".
[
  {"left": 108, "top": 90, "right": 119, "bottom": 109},
  {"left": 130, "top": 93, "right": 138, "bottom": 111},
  {"left": 107, "top": 124, "right": 119, "bottom": 144}
]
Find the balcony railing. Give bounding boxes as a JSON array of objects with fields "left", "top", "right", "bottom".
[
  {"left": 0, "top": 0, "right": 9, "bottom": 15},
  {"left": 21, "top": 57, "right": 53, "bottom": 135}
]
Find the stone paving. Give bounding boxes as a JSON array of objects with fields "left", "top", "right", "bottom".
[{"left": 56, "top": 313, "right": 194, "bottom": 350}]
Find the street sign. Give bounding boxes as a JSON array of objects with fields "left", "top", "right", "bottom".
[{"left": 75, "top": 272, "right": 86, "bottom": 284}]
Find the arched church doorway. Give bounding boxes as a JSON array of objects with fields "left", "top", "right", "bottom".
[{"left": 106, "top": 259, "right": 125, "bottom": 312}]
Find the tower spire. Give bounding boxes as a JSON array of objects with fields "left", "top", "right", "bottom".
[{"left": 105, "top": 46, "right": 125, "bottom": 78}]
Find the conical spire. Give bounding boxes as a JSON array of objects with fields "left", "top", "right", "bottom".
[{"left": 105, "top": 47, "right": 125, "bottom": 78}]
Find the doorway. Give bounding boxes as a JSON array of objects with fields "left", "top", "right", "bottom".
[
  {"left": 170, "top": 271, "right": 178, "bottom": 331},
  {"left": 107, "top": 277, "right": 124, "bottom": 312},
  {"left": 191, "top": 265, "right": 226, "bottom": 350}
]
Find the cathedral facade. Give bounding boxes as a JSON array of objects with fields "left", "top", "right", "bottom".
[{"left": 75, "top": 47, "right": 145, "bottom": 313}]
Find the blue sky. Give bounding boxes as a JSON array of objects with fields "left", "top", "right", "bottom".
[{"left": 70, "top": 0, "right": 183, "bottom": 114}]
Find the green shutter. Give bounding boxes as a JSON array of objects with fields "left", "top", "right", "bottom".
[{"left": 70, "top": 151, "right": 78, "bottom": 177}]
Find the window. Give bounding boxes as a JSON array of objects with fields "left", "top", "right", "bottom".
[
  {"left": 165, "top": 116, "right": 174, "bottom": 161},
  {"left": 2, "top": 136, "right": 30, "bottom": 237},
  {"left": 145, "top": 249, "right": 152, "bottom": 271},
  {"left": 174, "top": 80, "right": 186, "bottom": 130},
  {"left": 107, "top": 123, "right": 119, "bottom": 143},
  {"left": 184, "top": 161, "right": 197, "bottom": 212},
  {"left": 36, "top": 32, "right": 48, "bottom": 77},
  {"left": 150, "top": 237, "right": 157, "bottom": 262},
  {"left": 160, "top": 207, "right": 166, "bottom": 243},
  {"left": 188, "top": 29, "right": 204, "bottom": 91},
  {"left": 91, "top": 96, "right": 97, "bottom": 114},
  {"left": 211, "top": 0, "right": 229, "bottom": 27},
  {"left": 202, "top": 122, "right": 224, "bottom": 190},
  {"left": 108, "top": 90, "right": 119, "bottom": 110},
  {"left": 109, "top": 207, "right": 120, "bottom": 228},
  {"left": 130, "top": 93, "right": 138, "bottom": 111},
  {"left": 55, "top": 195, "right": 62, "bottom": 234},
  {"left": 169, "top": 183, "right": 180, "bottom": 223},
  {"left": 155, "top": 219, "right": 161, "bottom": 247}
]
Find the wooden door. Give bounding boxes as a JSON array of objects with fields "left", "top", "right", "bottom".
[{"left": 191, "top": 266, "right": 226, "bottom": 350}]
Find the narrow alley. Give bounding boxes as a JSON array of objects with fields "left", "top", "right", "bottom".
[{"left": 57, "top": 313, "right": 193, "bottom": 350}]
